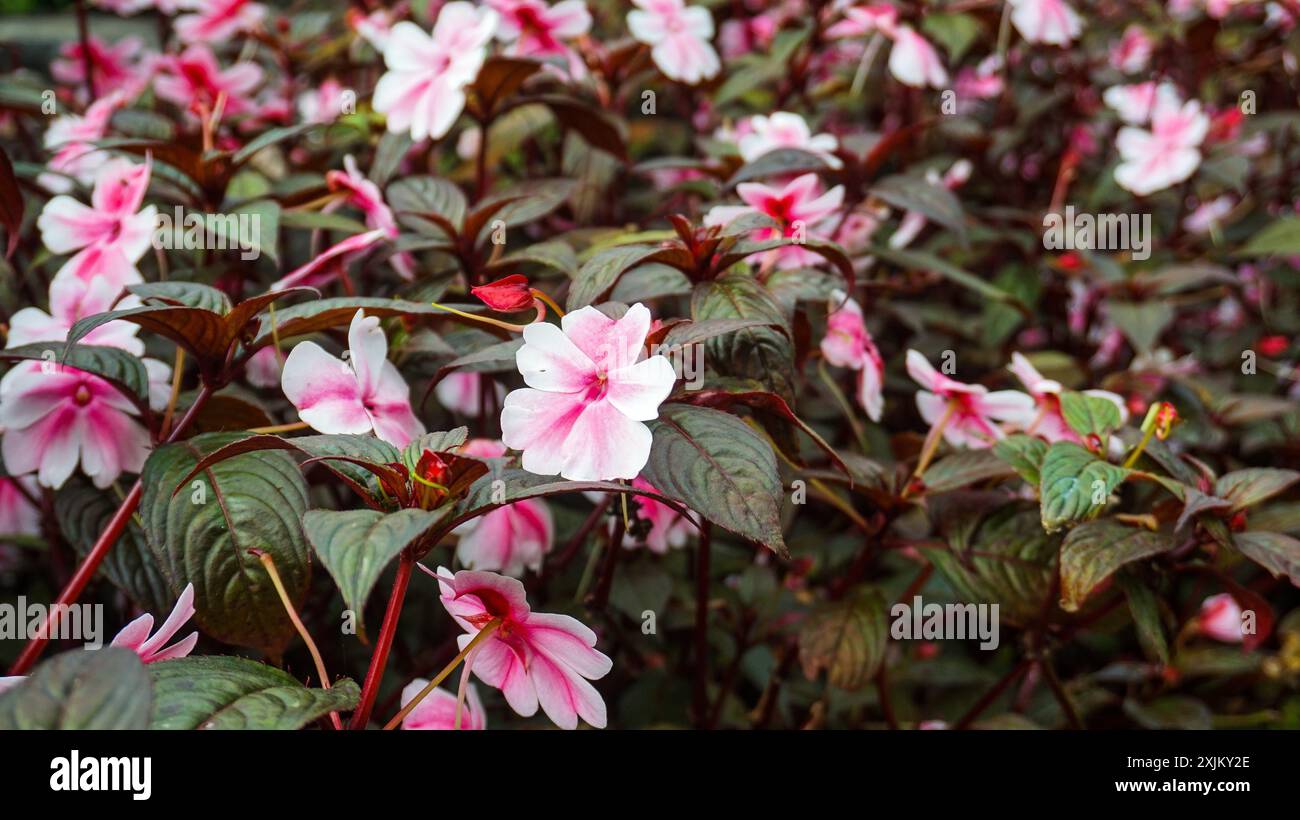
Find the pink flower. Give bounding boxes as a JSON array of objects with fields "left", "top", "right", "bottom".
[
  {"left": 627, "top": 0, "right": 721, "bottom": 85},
  {"left": 821, "top": 290, "right": 885, "bottom": 421},
  {"left": 269, "top": 228, "right": 388, "bottom": 291},
  {"left": 37, "top": 157, "right": 156, "bottom": 290},
  {"left": 825, "top": 4, "right": 899, "bottom": 39},
  {"left": 454, "top": 441, "right": 554, "bottom": 576},
  {"left": 1115, "top": 90, "right": 1209, "bottom": 196},
  {"left": 245, "top": 345, "right": 283, "bottom": 389},
  {"left": 154, "top": 45, "right": 263, "bottom": 118},
  {"left": 436, "top": 371, "right": 506, "bottom": 417},
  {"left": 373, "top": 4, "right": 499, "bottom": 142},
  {"left": 174, "top": 0, "right": 266, "bottom": 44},
  {"left": 887, "top": 25, "right": 948, "bottom": 88},
  {"left": 1198, "top": 593, "right": 1244, "bottom": 643},
  {"left": 1103, "top": 81, "right": 1167, "bottom": 125},
  {"left": 51, "top": 36, "right": 145, "bottom": 99},
  {"left": 281, "top": 310, "right": 425, "bottom": 446},
  {"left": 7, "top": 275, "right": 146, "bottom": 355},
  {"left": 953, "top": 55, "right": 1004, "bottom": 105},
  {"left": 436, "top": 567, "right": 612, "bottom": 729},
  {"left": 40, "top": 92, "right": 127, "bottom": 194},
  {"left": 297, "top": 78, "right": 350, "bottom": 124},
  {"left": 501, "top": 304, "right": 676, "bottom": 481},
  {"left": 621, "top": 477, "right": 692, "bottom": 554},
  {"left": 0, "top": 477, "right": 40, "bottom": 542},
  {"left": 489, "top": 0, "right": 591, "bottom": 76},
  {"left": 349, "top": 7, "right": 401, "bottom": 52},
  {"left": 1110, "top": 25, "right": 1153, "bottom": 74},
  {"left": 906, "top": 350, "right": 1034, "bottom": 449},
  {"left": 1008, "top": 0, "right": 1082, "bottom": 46},
  {"left": 0, "top": 361, "right": 153, "bottom": 489},
  {"left": 1183, "top": 195, "right": 1236, "bottom": 234},
  {"left": 325, "top": 156, "right": 414, "bottom": 279},
  {"left": 1007, "top": 353, "right": 1127, "bottom": 444},
  {"left": 704, "top": 173, "right": 845, "bottom": 270},
  {"left": 110, "top": 583, "right": 199, "bottom": 662},
  {"left": 399, "top": 680, "right": 487, "bottom": 729},
  {"left": 737, "top": 111, "right": 841, "bottom": 168}
]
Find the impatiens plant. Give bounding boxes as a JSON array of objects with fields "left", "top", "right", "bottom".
[{"left": 0, "top": 0, "right": 1299, "bottom": 734}]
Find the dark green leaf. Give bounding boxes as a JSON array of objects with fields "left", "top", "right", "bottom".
[
  {"left": 1059, "top": 520, "right": 1175, "bottom": 611},
  {"left": 0, "top": 648, "right": 151, "bottom": 729},
  {"left": 149, "top": 655, "right": 359, "bottom": 729}
]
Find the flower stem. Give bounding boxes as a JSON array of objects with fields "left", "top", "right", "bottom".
[
  {"left": 349, "top": 552, "right": 415, "bottom": 729},
  {"left": 252, "top": 548, "right": 341, "bottom": 730},
  {"left": 159, "top": 346, "right": 186, "bottom": 440},
  {"left": 382, "top": 619, "right": 502, "bottom": 730},
  {"left": 530, "top": 288, "right": 565, "bottom": 318},
  {"left": 7, "top": 384, "right": 215, "bottom": 675},
  {"left": 429, "top": 301, "right": 527, "bottom": 333},
  {"left": 910, "top": 400, "right": 956, "bottom": 485},
  {"left": 248, "top": 420, "right": 310, "bottom": 435}
]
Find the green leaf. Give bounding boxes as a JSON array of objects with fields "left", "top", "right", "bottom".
[
  {"left": 140, "top": 432, "right": 311, "bottom": 654},
  {"left": 1038, "top": 442, "right": 1129, "bottom": 532},
  {"left": 1119, "top": 573, "right": 1169, "bottom": 665},
  {"left": 303, "top": 508, "right": 446, "bottom": 635},
  {"left": 149, "top": 656, "right": 359, "bottom": 729},
  {"left": 1059, "top": 391, "right": 1123, "bottom": 440},
  {"left": 1123, "top": 696, "right": 1212, "bottom": 730},
  {"left": 1106, "top": 300, "right": 1174, "bottom": 355},
  {"left": 798, "top": 588, "right": 887, "bottom": 690},
  {"left": 691, "top": 272, "right": 795, "bottom": 403},
  {"left": 279, "top": 210, "right": 369, "bottom": 235},
  {"left": 402, "top": 427, "right": 470, "bottom": 465},
  {"left": 920, "top": 450, "right": 1016, "bottom": 493},
  {"left": 922, "top": 505, "right": 1057, "bottom": 626},
  {"left": 873, "top": 246, "right": 1027, "bottom": 312},
  {"left": 55, "top": 479, "right": 172, "bottom": 614},
  {"left": 388, "top": 175, "right": 467, "bottom": 237},
  {"left": 231, "top": 123, "right": 322, "bottom": 166},
  {"left": 727, "top": 148, "right": 827, "bottom": 185},
  {"left": 129, "top": 281, "right": 232, "bottom": 313},
  {"left": 641, "top": 404, "right": 786, "bottom": 556},
  {"left": 1214, "top": 468, "right": 1300, "bottom": 512},
  {"left": 1233, "top": 531, "right": 1300, "bottom": 587},
  {"left": 0, "top": 648, "right": 151, "bottom": 729},
  {"left": 1, "top": 342, "right": 150, "bottom": 407},
  {"left": 566, "top": 244, "right": 665, "bottom": 310},
  {"left": 1235, "top": 215, "right": 1300, "bottom": 257},
  {"left": 250, "top": 297, "right": 466, "bottom": 349},
  {"left": 921, "top": 12, "right": 982, "bottom": 61},
  {"left": 993, "top": 434, "right": 1049, "bottom": 486},
  {"left": 1059, "top": 520, "right": 1175, "bottom": 611},
  {"left": 872, "top": 173, "right": 967, "bottom": 244}
]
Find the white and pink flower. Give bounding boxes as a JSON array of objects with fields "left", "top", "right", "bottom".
[
  {"left": 174, "top": 0, "right": 267, "bottom": 44},
  {"left": 325, "top": 156, "right": 414, "bottom": 279},
  {"left": 436, "top": 566, "right": 611, "bottom": 729},
  {"left": 1109, "top": 25, "right": 1154, "bottom": 74},
  {"left": 37, "top": 157, "right": 156, "bottom": 290},
  {"left": 705, "top": 173, "right": 845, "bottom": 270},
  {"left": 373, "top": 3, "right": 499, "bottom": 142},
  {"left": 622, "top": 477, "right": 693, "bottom": 554},
  {"left": 1114, "top": 90, "right": 1209, "bottom": 196},
  {"left": 154, "top": 44, "right": 264, "bottom": 118},
  {"left": 1197, "top": 593, "right": 1245, "bottom": 643},
  {"left": 627, "top": 0, "right": 721, "bottom": 85},
  {"left": 489, "top": 0, "right": 591, "bottom": 77},
  {"left": 821, "top": 290, "right": 885, "bottom": 422},
  {"left": 51, "top": 36, "right": 146, "bottom": 100},
  {"left": 501, "top": 304, "right": 676, "bottom": 481},
  {"left": 454, "top": 440, "right": 554, "bottom": 577},
  {"left": 906, "top": 350, "right": 1034, "bottom": 449},
  {"left": 1008, "top": 0, "right": 1082, "bottom": 46},
  {"left": 110, "top": 583, "right": 199, "bottom": 663},
  {"left": 888, "top": 25, "right": 948, "bottom": 88},
  {"left": 280, "top": 309, "right": 426, "bottom": 446},
  {"left": 737, "top": 111, "right": 841, "bottom": 169},
  {"left": 399, "top": 680, "right": 487, "bottom": 729},
  {"left": 40, "top": 92, "right": 127, "bottom": 194},
  {"left": 1007, "top": 353, "right": 1127, "bottom": 444}
]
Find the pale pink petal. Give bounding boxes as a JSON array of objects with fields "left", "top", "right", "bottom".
[{"left": 280, "top": 342, "right": 372, "bottom": 435}]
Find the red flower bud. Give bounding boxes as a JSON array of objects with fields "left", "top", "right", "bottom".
[
  {"left": 1257, "top": 335, "right": 1289, "bottom": 358},
  {"left": 471, "top": 274, "right": 535, "bottom": 312}
]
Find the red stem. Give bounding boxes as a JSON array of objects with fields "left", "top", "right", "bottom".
[
  {"left": 8, "top": 385, "right": 213, "bottom": 676},
  {"left": 73, "top": 0, "right": 95, "bottom": 100},
  {"left": 692, "top": 522, "right": 712, "bottom": 728},
  {"left": 349, "top": 552, "right": 415, "bottom": 729}
]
